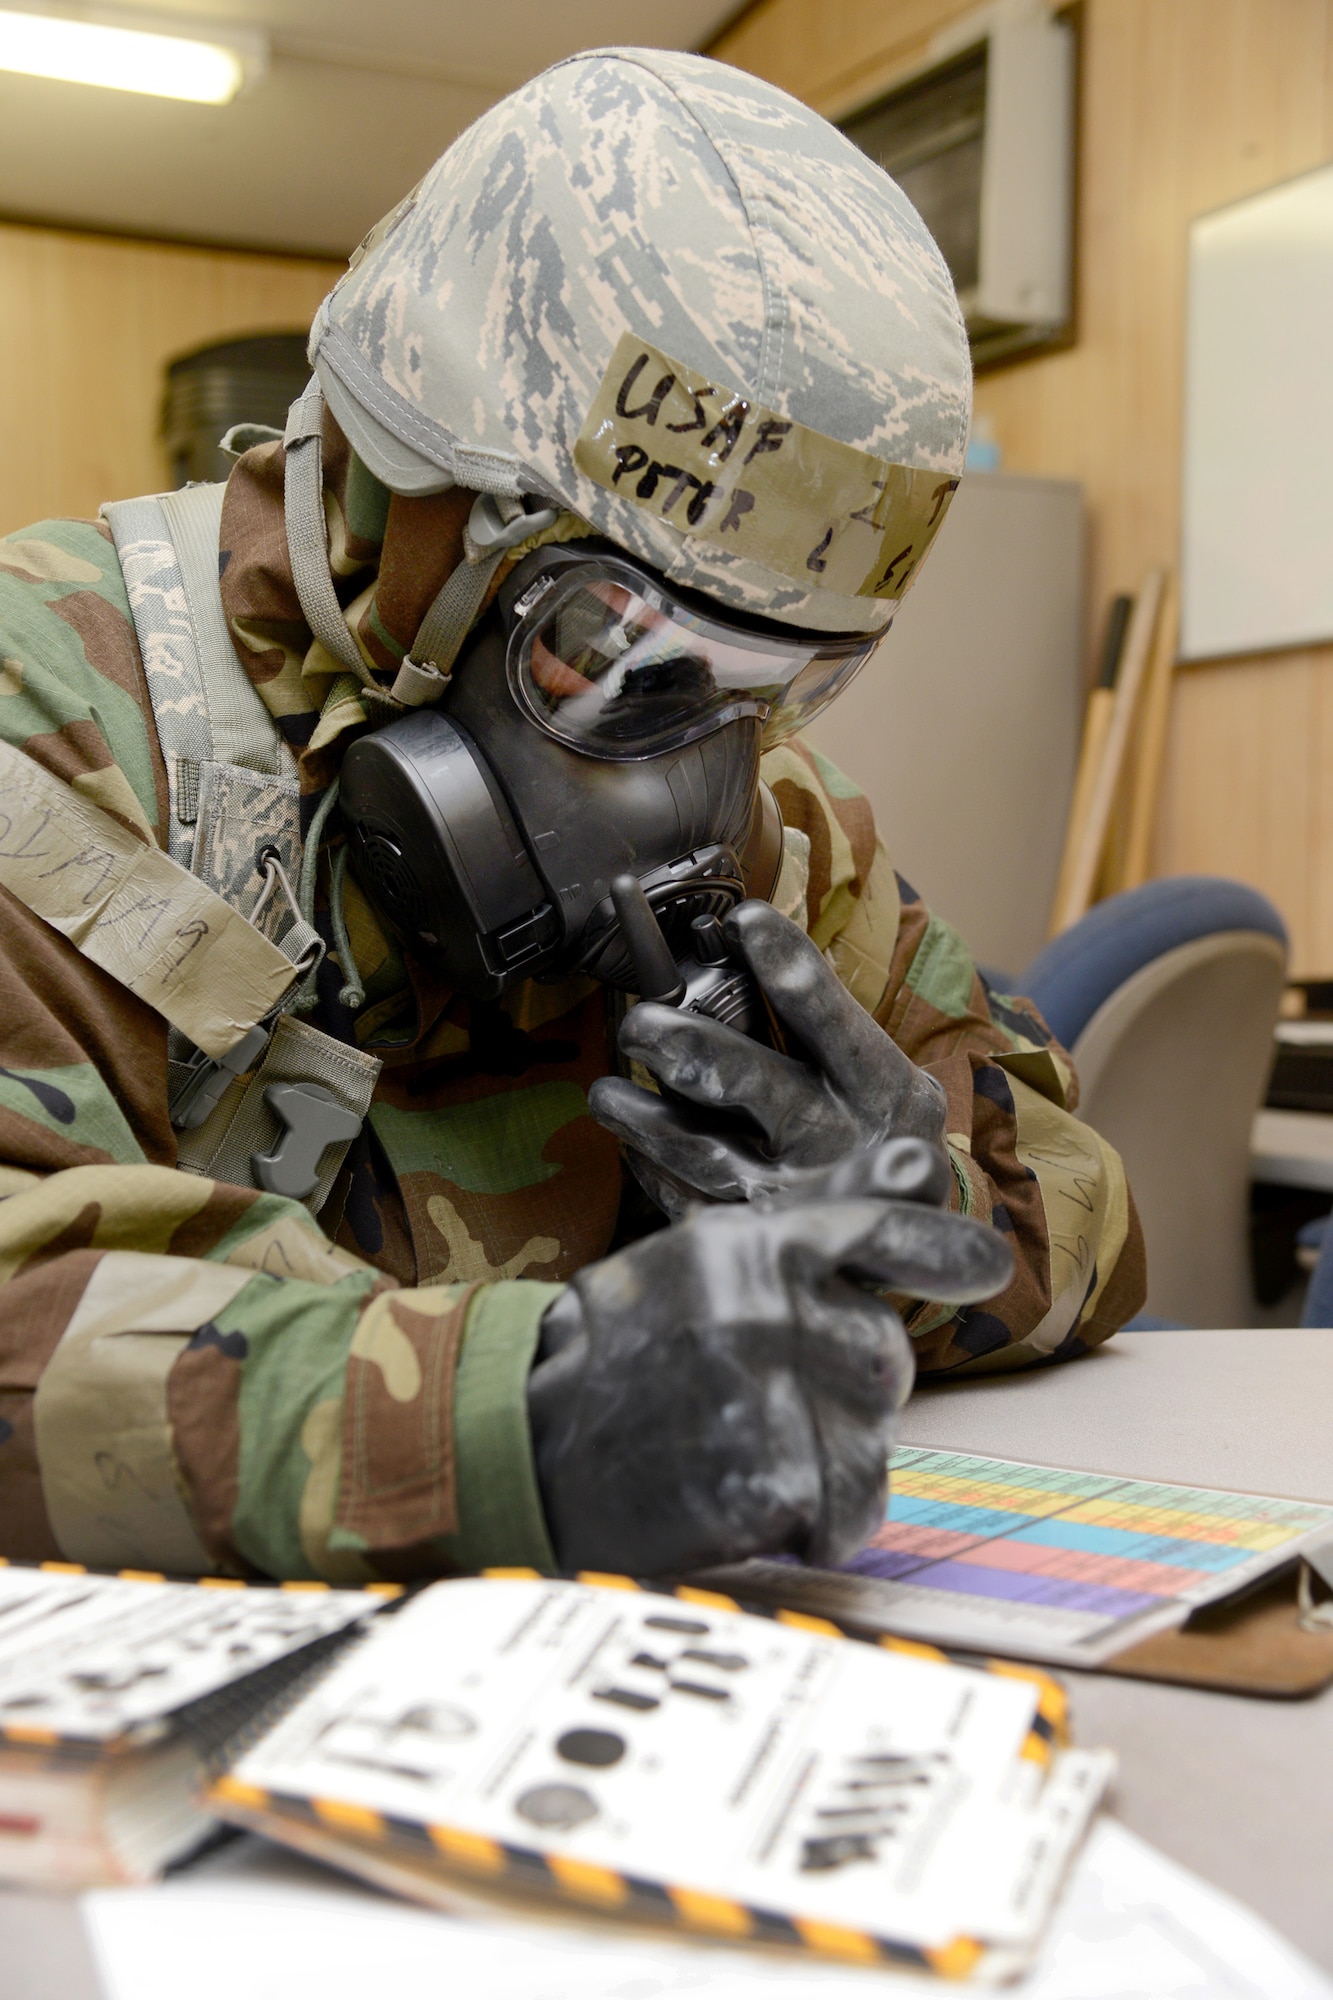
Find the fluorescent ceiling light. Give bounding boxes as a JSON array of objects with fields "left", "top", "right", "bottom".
[{"left": 0, "top": 8, "right": 259, "bottom": 102}]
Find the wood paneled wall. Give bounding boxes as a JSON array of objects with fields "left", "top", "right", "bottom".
[
  {"left": 712, "top": 0, "right": 1333, "bottom": 975},
  {"left": 0, "top": 222, "right": 339, "bottom": 534},
  {"left": 7, "top": 16, "right": 1333, "bottom": 966}
]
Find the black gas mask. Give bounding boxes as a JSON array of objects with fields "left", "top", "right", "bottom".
[{"left": 340, "top": 540, "right": 882, "bottom": 1004}]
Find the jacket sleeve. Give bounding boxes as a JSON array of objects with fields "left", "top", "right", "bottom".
[
  {"left": 761, "top": 738, "right": 1147, "bottom": 1373},
  {"left": 0, "top": 518, "right": 557, "bottom": 1581},
  {"left": 0, "top": 847, "right": 556, "bottom": 1586},
  {"left": 0, "top": 1158, "right": 559, "bottom": 1581}
]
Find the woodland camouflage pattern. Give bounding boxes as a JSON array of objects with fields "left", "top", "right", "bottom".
[
  {"left": 313, "top": 48, "right": 970, "bottom": 635},
  {"left": 0, "top": 415, "right": 1144, "bottom": 1582}
]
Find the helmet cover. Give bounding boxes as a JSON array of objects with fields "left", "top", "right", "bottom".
[{"left": 311, "top": 48, "right": 972, "bottom": 635}]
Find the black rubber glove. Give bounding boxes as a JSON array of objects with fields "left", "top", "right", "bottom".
[
  {"left": 588, "top": 900, "right": 950, "bottom": 1219},
  {"left": 527, "top": 1138, "right": 1012, "bottom": 1576}
]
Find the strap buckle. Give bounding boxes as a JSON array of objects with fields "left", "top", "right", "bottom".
[
  {"left": 464, "top": 492, "right": 559, "bottom": 556},
  {"left": 169, "top": 847, "right": 327, "bottom": 1133},
  {"left": 390, "top": 495, "right": 562, "bottom": 708},
  {"left": 169, "top": 1022, "right": 270, "bottom": 1131},
  {"left": 250, "top": 1083, "right": 364, "bottom": 1202},
  {"left": 251, "top": 844, "right": 325, "bottom": 985}
]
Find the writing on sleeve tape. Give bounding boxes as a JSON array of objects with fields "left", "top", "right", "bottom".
[{"left": 0, "top": 739, "right": 296, "bottom": 1058}]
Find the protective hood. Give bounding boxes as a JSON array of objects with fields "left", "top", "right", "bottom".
[{"left": 218, "top": 414, "right": 575, "bottom": 794}]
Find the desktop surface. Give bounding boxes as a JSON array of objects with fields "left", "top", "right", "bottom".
[
  {"left": 3, "top": 1326, "right": 1330, "bottom": 1991},
  {"left": 904, "top": 1327, "right": 1333, "bottom": 1969}
]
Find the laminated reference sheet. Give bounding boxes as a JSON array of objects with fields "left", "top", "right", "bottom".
[
  {"left": 0, "top": 1565, "right": 386, "bottom": 1751},
  {"left": 710, "top": 1448, "right": 1333, "bottom": 1670},
  {"left": 213, "top": 1574, "right": 1111, "bottom": 1980},
  {"left": 0, "top": 1565, "right": 390, "bottom": 1887}
]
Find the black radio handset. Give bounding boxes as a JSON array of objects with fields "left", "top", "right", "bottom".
[{"left": 609, "top": 875, "right": 784, "bottom": 1050}]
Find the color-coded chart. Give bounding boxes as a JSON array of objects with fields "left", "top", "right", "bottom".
[{"left": 817, "top": 1449, "right": 1333, "bottom": 1662}]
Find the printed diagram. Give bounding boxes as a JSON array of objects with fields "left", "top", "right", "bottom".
[
  {"left": 588, "top": 1610, "right": 751, "bottom": 1715},
  {"left": 517, "top": 1727, "right": 639, "bottom": 1832},
  {"left": 223, "top": 1576, "right": 1111, "bottom": 1967},
  {"left": 314, "top": 1698, "right": 477, "bottom": 1785},
  {"left": 0, "top": 1570, "right": 371, "bottom": 1740},
  {"left": 508, "top": 1606, "right": 756, "bottom": 1838},
  {"left": 514, "top": 1781, "right": 600, "bottom": 1831},
  {"left": 798, "top": 1748, "right": 953, "bottom": 1873}
]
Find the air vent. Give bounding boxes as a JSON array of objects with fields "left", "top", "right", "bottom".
[{"left": 838, "top": 8, "right": 1075, "bottom": 369}]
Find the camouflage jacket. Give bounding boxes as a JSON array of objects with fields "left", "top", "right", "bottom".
[{"left": 0, "top": 440, "right": 1144, "bottom": 1584}]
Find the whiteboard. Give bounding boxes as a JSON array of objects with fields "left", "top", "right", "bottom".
[{"left": 1181, "top": 162, "right": 1333, "bottom": 661}]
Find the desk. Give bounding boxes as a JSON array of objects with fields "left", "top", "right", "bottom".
[
  {"left": 903, "top": 1327, "right": 1333, "bottom": 1972},
  {"left": 3, "top": 1327, "right": 1331, "bottom": 1993},
  {"left": 1252, "top": 1107, "right": 1333, "bottom": 1192}
]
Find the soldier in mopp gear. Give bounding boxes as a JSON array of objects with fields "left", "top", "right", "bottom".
[{"left": 0, "top": 50, "right": 1143, "bottom": 1583}]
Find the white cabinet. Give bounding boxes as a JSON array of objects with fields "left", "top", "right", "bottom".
[{"left": 809, "top": 471, "right": 1084, "bottom": 979}]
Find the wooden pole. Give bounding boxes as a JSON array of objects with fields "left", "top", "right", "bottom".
[
  {"left": 1049, "top": 569, "right": 1166, "bottom": 935},
  {"left": 1119, "top": 576, "right": 1180, "bottom": 893},
  {"left": 1048, "top": 594, "right": 1132, "bottom": 939}
]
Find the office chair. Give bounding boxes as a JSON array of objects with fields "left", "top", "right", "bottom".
[
  {"left": 1016, "top": 877, "right": 1288, "bottom": 1327},
  {"left": 1300, "top": 1214, "right": 1333, "bottom": 1327}
]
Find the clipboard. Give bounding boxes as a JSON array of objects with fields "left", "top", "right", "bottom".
[
  {"left": 1104, "top": 1560, "right": 1333, "bottom": 1698},
  {"left": 698, "top": 1449, "right": 1333, "bottom": 1696}
]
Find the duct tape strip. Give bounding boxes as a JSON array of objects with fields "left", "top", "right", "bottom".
[
  {"left": 574, "top": 333, "right": 959, "bottom": 603},
  {"left": 0, "top": 740, "right": 299, "bottom": 1060}
]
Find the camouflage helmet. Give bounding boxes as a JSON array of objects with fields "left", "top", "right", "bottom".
[{"left": 308, "top": 48, "right": 971, "bottom": 636}]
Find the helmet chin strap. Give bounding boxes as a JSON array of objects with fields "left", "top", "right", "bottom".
[
  {"left": 283, "top": 377, "right": 558, "bottom": 716},
  {"left": 283, "top": 378, "right": 399, "bottom": 717}
]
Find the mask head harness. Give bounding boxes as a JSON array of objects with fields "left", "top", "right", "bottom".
[{"left": 339, "top": 538, "right": 883, "bottom": 1001}]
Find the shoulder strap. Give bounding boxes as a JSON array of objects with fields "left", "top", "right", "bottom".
[
  {"left": 102, "top": 484, "right": 296, "bottom": 870},
  {"left": 158, "top": 483, "right": 290, "bottom": 778},
  {"left": 99, "top": 485, "right": 376, "bottom": 1213}
]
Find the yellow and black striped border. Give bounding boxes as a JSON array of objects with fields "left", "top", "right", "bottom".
[
  {"left": 210, "top": 1570, "right": 1073, "bottom": 1981},
  {"left": 0, "top": 1555, "right": 404, "bottom": 1599},
  {"left": 211, "top": 1770, "right": 985, "bottom": 1979}
]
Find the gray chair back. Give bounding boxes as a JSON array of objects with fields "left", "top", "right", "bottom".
[{"left": 1069, "top": 930, "right": 1287, "bottom": 1326}]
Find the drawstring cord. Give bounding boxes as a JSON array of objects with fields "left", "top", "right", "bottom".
[
  {"left": 290, "top": 778, "right": 366, "bottom": 1014},
  {"left": 296, "top": 776, "right": 341, "bottom": 928},
  {"left": 328, "top": 843, "right": 367, "bottom": 1013},
  {"left": 250, "top": 846, "right": 325, "bottom": 991}
]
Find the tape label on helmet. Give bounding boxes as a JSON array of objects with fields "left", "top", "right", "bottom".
[{"left": 574, "top": 334, "right": 958, "bottom": 601}]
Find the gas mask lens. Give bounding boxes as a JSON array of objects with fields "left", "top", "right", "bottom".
[{"left": 509, "top": 556, "right": 881, "bottom": 758}]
